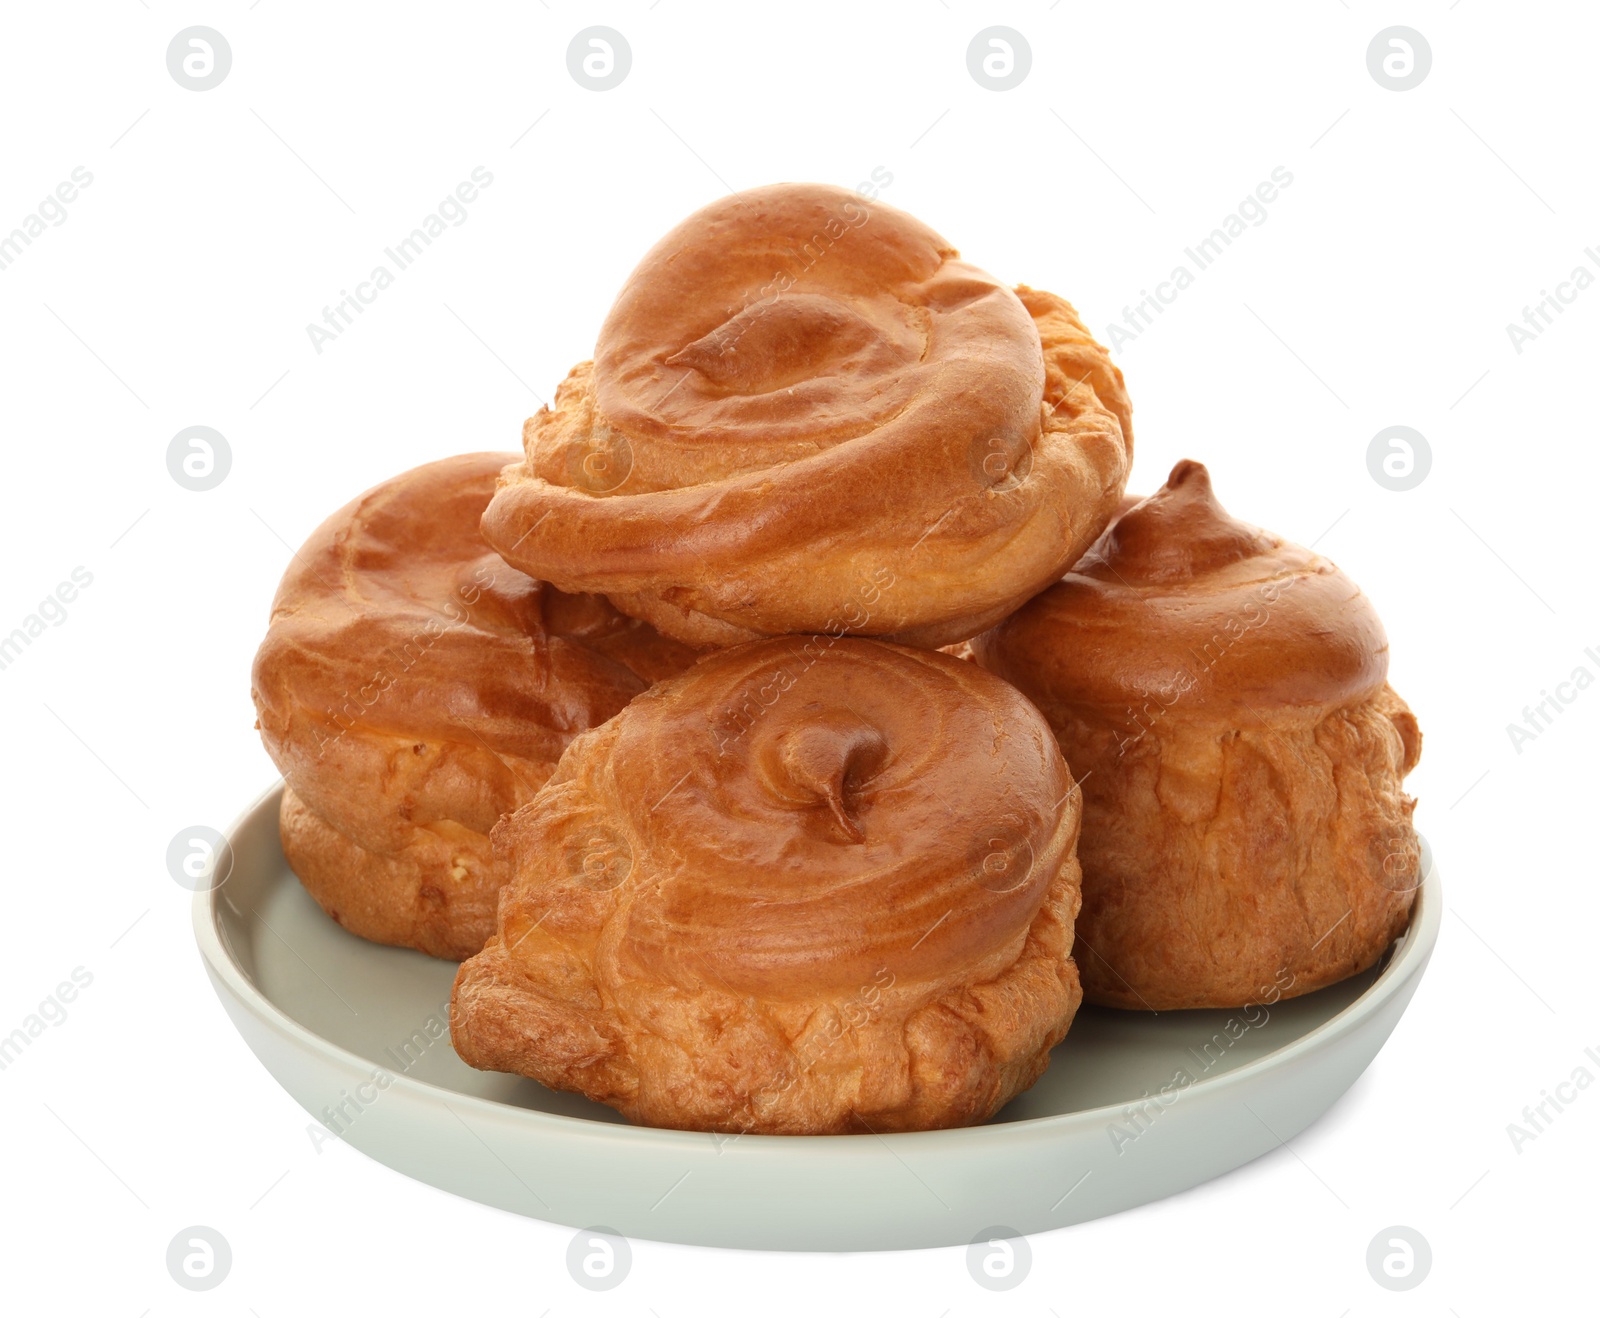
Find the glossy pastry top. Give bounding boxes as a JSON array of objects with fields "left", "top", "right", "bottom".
[
  {"left": 972, "top": 460, "right": 1390, "bottom": 718},
  {"left": 480, "top": 183, "right": 1133, "bottom": 646},
  {"left": 500, "top": 637, "right": 1080, "bottom": 1000},
  {"left": 251, "top": 453, "right": 696, "bottom": 758},
  {"left": 588, "top": 182, "right": 1037, "bottom": 470}
]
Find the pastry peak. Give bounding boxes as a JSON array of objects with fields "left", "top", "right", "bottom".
[
  {"left": 972, "top": 460, "right": 1390, "bottom": 717},
  {"left": 1093, "top": 460, "right": 1277, "bottom": 585}
]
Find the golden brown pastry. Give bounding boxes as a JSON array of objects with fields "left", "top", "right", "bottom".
[
  {"left": 251, "top": 453, "right": 697, "bottom": 960},
  {"left": 481, "top": 182, "right": 1133, "bottom": 649},
  {"left": 450, "top": 636, "right": 1084, "bottom": 1133},
  {"left": 971, "top": 460, "right": 1423, "bottom": 1010}
]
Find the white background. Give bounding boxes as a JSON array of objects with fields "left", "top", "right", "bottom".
[{"left": 1, "top": 1, "right": 1594, "bottom": 1312}]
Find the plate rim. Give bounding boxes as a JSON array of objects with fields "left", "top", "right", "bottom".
[{"left": 195, "top": 780, "right": 1441, "bottom": 1151}]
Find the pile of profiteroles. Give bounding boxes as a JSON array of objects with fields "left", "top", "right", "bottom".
[{"left": 251, "top": 184, "right": 1422, "bottom": 1136}]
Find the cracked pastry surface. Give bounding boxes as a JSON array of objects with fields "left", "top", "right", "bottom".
[
  {"left": 251, "top": 452, "right": 697, "bottom": 960},
  {"left": 971, "top": 460, "right": 1423, "bottom": 1010},
  {"left": 449, "top": 636, "right": 1085, "bottom": 1133},
  {"left": 481, "top": 182, "right": 1134, "bottom": 649}
]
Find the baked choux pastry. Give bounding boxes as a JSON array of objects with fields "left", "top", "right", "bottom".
[
  {"left": 481, "top": 182, "right": 1133, "bottom": 649},
  {"left": 251, "top": 453, "right": 697, "bottom": 960},
  {"left": 449, "top": 636, "right": 1085, "bottom": 1133},
  {"left": 971, "top": 461, "right": 1423, "bottom": 1010}
]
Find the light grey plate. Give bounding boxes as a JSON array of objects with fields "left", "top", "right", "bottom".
[{"left": 195, "top": 783, "right": 1439, "bottom": 1251}]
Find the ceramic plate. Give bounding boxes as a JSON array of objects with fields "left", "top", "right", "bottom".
[{"left": 195, "top": 784, "right": 1439, "bottom": 1251}]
